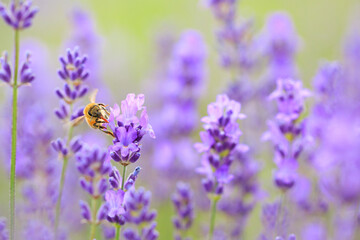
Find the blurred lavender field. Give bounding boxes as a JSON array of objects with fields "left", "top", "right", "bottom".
[{"left": 0, "top": 0, "right": 359, "bottom": 239}]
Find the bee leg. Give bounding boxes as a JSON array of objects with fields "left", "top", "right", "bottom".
[{"left": 100, "top": 129, "right": 115, "bottom": 137}]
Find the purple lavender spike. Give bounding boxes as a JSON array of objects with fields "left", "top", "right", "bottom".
[{"left": 0, "top": 0, "right": 38, "bottom": 30}]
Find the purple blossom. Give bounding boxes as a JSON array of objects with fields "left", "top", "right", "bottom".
[
  {"left": 0, "top": 0, "right": 38, "bottom": 30},
  {"left": 54, "top": 47, "right": 89, "bottom": 123},
  {"left": 124, "top": 187, "right": 157, "bottom": 225},
  {"left": 123, "top": 223, "right": 159, "bottom": 240},
  {"left": 172, "top": 182, "right": 194, "bottom": 239},
  {"left": 76, "top": 145, "right": 111, "bottom": 197},
  {"left": 0, "top": 51, "right": 35, "bottom": 87},
  {"left": 79, "top": 200, "right": 91, "bottom": 222},
  {"left": 268, "top": 78, "right": 310, "bottom": 124},
  {"left": 152, "top": 30, "right": 207, "bottom": 178},
  {"left": 205, "top": 0, "right": 237, "bottom": 23},
  {"left": 19, "top": 52, "right": 34, "bottom": 85},
  {"left": 58, "top": 47, "right": 89, "bottom": 83},
  {"left": 263, "top": 78, "right": 310, "bottom": 190},
  {"left": 105, "top": 189, "right": 126, "bottom": 225},
  {"left": 195, "top": 94, "right": 247, "bottom": 195},
  {"left": 261, "top": 12, "right": 299, "bottom": 81},
  {"left": 124, "top": 167, "right": 141, "bottom": 191},
  {"left": 51, "top": 138, "right": 68, "bottom": 156},
  {"left": 108, "top": 94, "right": 155, "bottom": 166},
  {"left": 0, "top": 52, "right": 11, "bottom": 84},
  {"left": 0, "top": 218, "right": 8, "bottom": 240}
]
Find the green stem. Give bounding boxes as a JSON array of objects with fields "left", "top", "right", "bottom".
[
  {"left": 209, "top": 197, "right": 219, "bottom": 240},
  {"left": 54, "top": 109, "right": 74, "bottom": 237},
  {"left": 89, "top": 197, "right": 97, "bottom": 240},
  {"left": 115, "top": 225, "right": 121, "bottom": 240},
  {"left": 9, "top": 28, "right": 19, "bottom": 240},
  {"left": 121, "top": 165, "right": 127, "bottom": 190}
]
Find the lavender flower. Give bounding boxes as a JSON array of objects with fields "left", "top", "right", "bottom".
[
  {"left": 56, "top": 47, "right": 89, "bottom": 104},
  {"left": 0, "top": 218, "right": 8, "bottom": 240},
  {"left": 123, "top": 222, "right": 159, "bottom": 240},
  {"left": 172, "top": 182, "right": 194, "bottom": 239},
  {"left": 261, "top": 12, "right": 299, "bottom": 82},
  {"left": 263, "top": 78, "right": 310, "bottom": 190},
  {"left": 195, "top": 94, "right": 247, "bottom": 195},
  {"left": 0, "top": 52, "right": 11, "bottom": 84},
  {"left": 124, "top": 187, "right": 157, "bottom": 225},
  {"left": 108, "top": 166, "right": 141, "bottom": 191},
  {"left": 53, "top": 46, "right": 90, "bottom": 237},
  {"left": 122, "top": 187, "right": 159, "bottom": 240},
  {"left": 206, "top": 0, "right": 237, "bottom": 24},
  {"left": 0, "top": 0, "right": 38, "bottom": 30},
  {"left": 108, "top": 94, "right": 155, "bottom": 166},
  {"left": 105, "top": 189, "right": 126, "bottom": 225},
  {"left": 0, "top": 51, "right": 34, "bottom": 87},
  {"left": 151, "top": 30, "right": 207, "bottom": 189},
  {"left": 77, "top": 145, "right": 111, "bottom": 197}
]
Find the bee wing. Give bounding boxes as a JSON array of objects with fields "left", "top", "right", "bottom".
[
  {"left": 89, "top": 89, "right": 98, "bottom": 103},
  {"left": 70, "top": 115, "right": 85, "bottom": 127}
]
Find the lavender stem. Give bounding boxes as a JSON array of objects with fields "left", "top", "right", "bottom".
[
  {"left": 9, "top": 27, "right": 19, "bottom": 240},
  {"left": 209, "top": 196, "right": 219, "bottom": 240},
  {"left": 89, "top": 197, "right": 97, "bottom": 240},
  {"left": 121, "top": 165, "right": 127, "bottom": 190},
  {"left": 115, "top": 225, "right": 121, "bottom": 240},
  {"left": 54, "top": 104, "right": 74, "bottom": 237}
]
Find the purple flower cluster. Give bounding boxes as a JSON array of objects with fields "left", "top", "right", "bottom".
[
  {"left": 261, "top": 12, "right": 299, "bottom": 83},
  {"left": 108, "top": 94, "right": 155, "bottom": 166},
  {"left": 0, "top": 51, "right": 34, "bottom": 87},
  {"left": 105, "top": 167, "right": 141, "bottom": 226},
  {"left": 77, "top": 145, "right": 111, "bottom": 198},
  {"left": 195, "top": 94, "right": 247, "bottom": 195},
  {"left": 54, "top": 47, "right": 89, "bottom": 121},
  {"left": 0, "top": 0, "right": 38, "bottom": 30},
  {"left": 172, "top": 182, "right": 194, "bottom": 240},
  {"left": 55, "top": 47, "right": 89, "bottom": 106},
  {"left": 153, "top": 30, "right": 206, "bottom": 173},
  {"left": 160, "top": 30, "right": 206, "bottom": 136},
  {"left": 206, "top": 0, "right": 258, "bottom": 103},
  {"left": 263, "top": 78, "right": 310, "bottom": 190},
  {"left": 122, "top": 187, "right": 158, "bottom": 240}
]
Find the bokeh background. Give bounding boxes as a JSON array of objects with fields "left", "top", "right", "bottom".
[{"left": 0, "top": 0, "right": 359, "bottom": 239}]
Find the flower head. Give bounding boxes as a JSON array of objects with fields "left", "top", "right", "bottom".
[
  {"left": 268, "top": 78, "right": 311, "bottom": 124},
  {"left": 105, "top": 189, "right": 126, "bottom": 225},
  {"left": 76, "top": 145, "right": 111, "bottom": 197},
  {"left": 124, "top": 187, "right": 157, "bottom": 225},
  {"left": 195, "top": 94, "right": 247, "bottom": 195},
  {"left": 108, "top": 94, "right": 155, "bottom": 166},
  {"left": 172, "top": 182, "right": 194, "bottom": 235},
  {"left": 0, "top": 0, "right": 38, "bottom": 30}
]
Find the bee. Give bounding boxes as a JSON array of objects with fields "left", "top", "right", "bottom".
[{"left": 73, "top": 89, "right": 114, "bottom": 137}]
